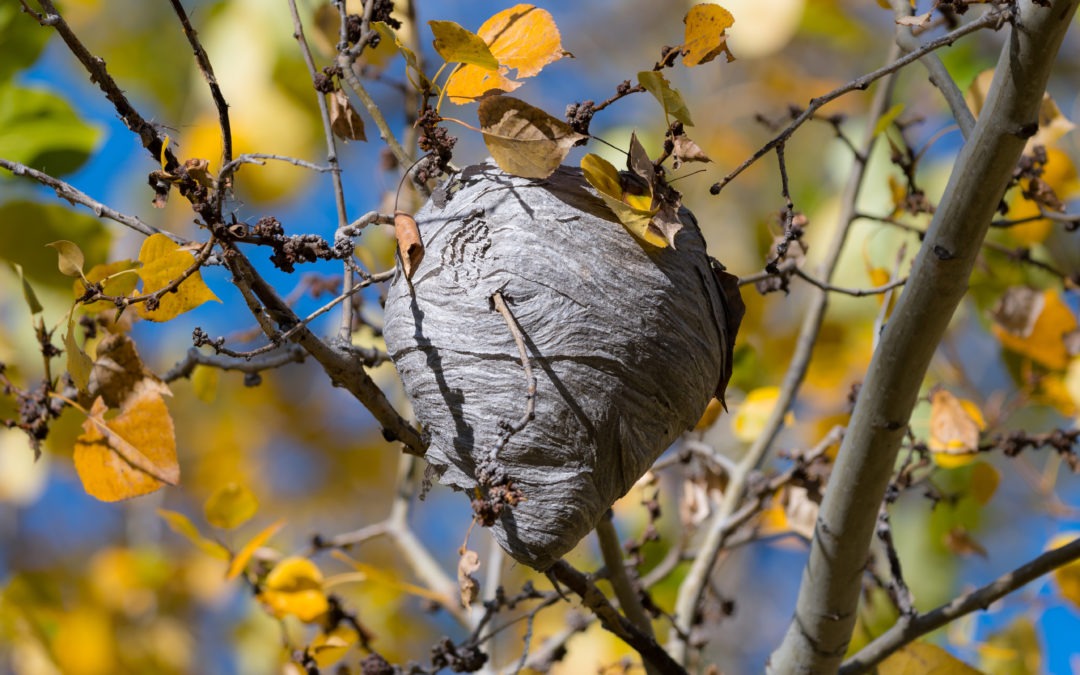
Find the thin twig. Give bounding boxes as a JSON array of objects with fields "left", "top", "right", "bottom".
[
  {"left": 841, "top": 536, "right": 1080, "bottom": 674},
  {"left": 0, "top": 158, "right": 175, "bottom": 241},
  {"left": 219, "top": 153, "right": 332, "bottom": 183},
  {"left": 792, "top": 267, "right": 908, "bottom": 297},
  {"left": 875, "top": 507, "right": 915, "bottom": 617},
  {"left": 162, "top": 345, "right": 306, "bottom": 382},
  {"left": 490, "top": 291, "right": 537, "bottom": 459},
  {"left": 548, "top": 560, "right": 686, "bottom": 675},
  {"left": 711, "top": 6, "right": 1010, "bottom": 194}
]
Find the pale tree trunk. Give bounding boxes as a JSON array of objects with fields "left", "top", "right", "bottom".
[{"left": 767, "top": 1, "right": 1080, "bottom": 672}]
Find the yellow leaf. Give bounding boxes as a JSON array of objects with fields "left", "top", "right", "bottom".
[
  {"left": 226, "top": 518, "right": 285, "bottom": 581},
  {"left": 694, "top": 398, "right": 725, "bottom": 430},
  {"left": 258, "top": 556, "right": 329, "bottom": 622},
  {"left": 136, "top": 233, "right": 219, "bottom": 322},
  {"left": 74, "top": 389, "right": 179, "bottom": 502},
  {"left": 978, "top": 617, "right": 1041, "bottom": 674},
  {"left": 638, "top": 71, "right": 694, "bottom": 126},
  {"left": 47, "top": 239, "right": 87, "bottom": 279},
  {"left": 968, "top": 69, "right": 1075, "bottom": 151},
  {"left": 879, "top": 641, "right": 983, "bottom": 674},
  {"left": 53, "top": 607, "right": 116, "bottom": 675},
  {"left": 429, "top": 20, "right": 498, "bottom": 70},
  {"left": 1048, "top": 533, "right": 1080, "bottom": 610},
  {"left": 928, "top": 389, "right": 984, "bottom": 466},
  {"left": 75, "top": 259, "right": 140, "bottom": 313},
  {"left": 992, "top": 288, "right": 1077, "bottom": 371},
  {"left": 732, "top": 386, "right": 794, "bottom": 442},
  {"left": 444, "top": 5, "right": 565, "bottom": 104},
  {"left": 204, "top": 482, "right": 258, "bottom": 530},
  {"left": 477, "top": 95, "right": 586, "bottom": 179},
  {"left": 581, "top": 153, "right": 665, "bottom": 248},
  {"left": 1004, "top": 148, "right": 1079, "bottom": 246},
  {"left": 874, "top": 103, "right": 905, "bottom": 137},
  {"left": 157, "top": 508, "right": 230, "bottom": 560},
  {"left": 682, "top": 3, "right": 735, "bottom": 66},
  {"left": 309, "top": 627, "right": 358, "bottom": 668},
  {"left": 191, "top": 364, "right": 219, "bottom": 403},
  {"left": 969, "top": 461, "right": 1000, "bottom": 506}
]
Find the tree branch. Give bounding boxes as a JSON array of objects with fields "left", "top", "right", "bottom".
[
  {"left": 768, "top": 3, "right": 1080, "bottom": 672},
  {"left": 841, "top": 535, "right": 1080, "bottom": 674}
]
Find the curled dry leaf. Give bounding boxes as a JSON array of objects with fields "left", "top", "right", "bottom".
[
  {"left": 682, "top": 3, "right": 735, "bottom": 66},
  {"left": 477, "top": 95, "right": 586, "bottom": 179},
  {"left": 896, "top": 11, "right": 933, "bottom": 27},
  {"left": 444, "top": 4, "right": 565, "bottom": 104},
  {"left": 928, "top": 389, "right": 985, "bottom": 468},
  {"left": 329, "top": 89, "right": 367, "bottom": 142},
  {"left": 457, "top": 547, "right": 481, "bottom": 610},
  {"left": 393, "top": 210, "right": 424, "bottom": 280},
  {"left": 672, "top": 134, "right": 711, "bottom": 169},
  {"left": 74, "top": 386, "right": 179, "bottom": 502}
]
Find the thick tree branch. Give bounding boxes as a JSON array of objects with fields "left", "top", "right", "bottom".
[
  {"left": 768, "top": 3, "right": 1080, "bottom": 672},
  {"left": 841, "top": 536, "right": 1080, "bottom": 674}
]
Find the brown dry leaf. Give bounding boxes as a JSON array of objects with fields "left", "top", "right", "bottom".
[
  {"left": 477, "top": 95, "right": 586, "bottom": 179},
  {"left": 393, "top": 211, "right": 424, "bottom": 280},
  {"left": 638, "top": 71, "right": 694, "bottom": 127},
  {"left": 992, "top": 287, "right": 1077, "bottom": 371},
  {"left": 88, "top": 333, "right": 170, "bottom": 409},
  {"left": 74, "top": 387, "right": 179, "bottom": 502},
  {"left": 879, "top": 641, "right": 983, "bottom": 674},
  {"left": 896, "top": 11, "right": 933, "bottom": 27},
  {"left": 457, "top": 547, "right": 481, "bottom": 610},
  {"left": 945, "top": 526, "right": 988, "bottom": 558},
  {"left": 328, "top": 89, "right": 367, "bottom": 142},
  {"left": 444, "top": 4, "right": 565, "bottom": 104},
  {"left": 672, "top": 134, "right": 711, "bottom": 169},
  {"left": 136, "top": 233, "right": 219, "bottom": 322},
  {"left": 928, "top": 389, "right": 985, "bottom": 468},
  {"left": 682, "top": 3, "right": 735, "bottom": 66},
  {"left": 226, "top": 519, "right": 285, "bottom": 581},
  {"left": 429, "top": 20, "right": 499, "bottom": 70},
  {"left": 258, "top": 556, "right": 329, "bottom": 622},
  {"left": 679, "top": 468, "right": 728, "bottom": 527},
  {"left": 184, "top": 158, "right": 214, "bottom": 188}
]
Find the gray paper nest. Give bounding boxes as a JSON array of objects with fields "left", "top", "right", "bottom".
[{"left": 383, "top": 163, "right": 741, "bottom": 570}]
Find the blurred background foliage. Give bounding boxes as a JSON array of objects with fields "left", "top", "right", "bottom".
[{"left": 1, "top": 0, "right": 1080, "bottom": 673}]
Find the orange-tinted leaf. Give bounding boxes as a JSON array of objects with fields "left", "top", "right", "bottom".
[
  {"left": 258, "top": 556, "right": 329, "bottom": 622},
  {"left": 429, "top": 20, "right": 498, "bottom": 70},
  {"left": 682, "top": 3, "right": 735, "bottom": 66},
  {"left": 928, "top": 389, "right": 985, "bottom": 467},
  {"left": 158, "top": 508, "right": 230, "bottom": 559},
  {"left": 444, "top": 5, "right": 565, "bottom": 104},
  {"left": 204, "top": 482, "right": 259, "bottom": 530},
  {"left": 46, "top": 239, "right": 86, "bottom": 279},
  {"left": 393, "top": 211, "right": 424, "bottom": 280},
  {"left": 226, "top": 519, "right": 285, "bottom": 581},
  {"left": 879, "top": 641, "right": 982, "bottom": 674},
  {"left": 136, "top": 234, "right": 219, "bottom": 322},
  {"left": 638, "top": 71, "right": 694, "bottom": 127},
  {"left": 74, "top": 389, "right": 179, "bottom": 501},
  {"left": 694, "top": 398, "right": 724, "bottom": 430},
  {"left": 478, "top": 95, "right": 585, "bottom": 179},
  {"left": 992, "top": 288, "right": 1077, "bottom": 371}
]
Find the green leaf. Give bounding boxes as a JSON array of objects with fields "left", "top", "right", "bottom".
[
  {"left": 429, "top": 20, "right": 499, "bottom": 70},
  {"left": 0, "top": 201, "right": 111, "bottom": 291},
  {"left": 64, "top": 316, "right": 93, "bottom": 392},
  {"left": 0, "top": 83, "right": 100, "bottom": 176},
  {"left": 10, "top": 263, "right": 43, "bottom": 315},
  {"left": 46, "top": 240, "right": 86, "bottom": 279},
  {"left": 637, "top": 71, "right": 694, "bottom": 127},
  {"left": 0, "top": 4, "right": 50, "bottom": 84}
]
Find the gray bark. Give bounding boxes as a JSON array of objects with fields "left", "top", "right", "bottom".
[
  {"left": 383, "top": 164, "right": 736, "bottom": 570},
  {"left": 768, "top": 2, "right": 1080, "bottom": 672}
]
